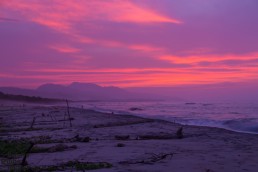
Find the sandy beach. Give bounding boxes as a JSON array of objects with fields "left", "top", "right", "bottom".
[{"left": 1, "top": 104, "right": 258, "bottom": 172}]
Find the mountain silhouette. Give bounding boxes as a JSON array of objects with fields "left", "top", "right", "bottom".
[{"left": 0, "top": 82, "right": 165, "bottom": 101}]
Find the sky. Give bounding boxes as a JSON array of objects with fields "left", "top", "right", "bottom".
[{"left": 0, "top": 0, "right": 258, "bottom": 88}]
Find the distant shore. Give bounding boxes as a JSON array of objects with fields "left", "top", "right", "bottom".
[{"left": 1, "top": 104, "right": 258, "bottom": 172}]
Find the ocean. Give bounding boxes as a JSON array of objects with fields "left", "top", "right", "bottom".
[{"left": 71, "top": 101, "right": 258, "bottom": 134}]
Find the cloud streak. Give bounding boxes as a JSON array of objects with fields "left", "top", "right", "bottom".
[
  {"left": 160, "top": 53, "right": 258, "bottom": 66},
  {"left": 2, "top": 0, "right": 181, "bottom": 29},
  {"left": 49, "top": 44, "right": 81, "bottom": 53}
]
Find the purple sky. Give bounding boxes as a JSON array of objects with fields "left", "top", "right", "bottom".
[{"left": 0, "top": 0, "right": 258, "bottom": 88}]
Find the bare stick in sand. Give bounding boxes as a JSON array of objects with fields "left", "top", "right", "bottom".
[
  {"left": 176, "top": 127, "right": 183, "bottom": 139},
  {"left": 29, "top": 117, "right": 36, "bottom": 129},
  {"left": 21, "top": 142, "right": 34, "bottom": 167},
  {"left": 66, "top": 99, "right": 72, "bottom": 127},
  {"left": 63, "top": 112, "right": 67, "bottom": 127}
]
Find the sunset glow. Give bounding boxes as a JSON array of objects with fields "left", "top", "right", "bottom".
[{"left": 1, "top": 0, "right": 258, "bottom": 88}]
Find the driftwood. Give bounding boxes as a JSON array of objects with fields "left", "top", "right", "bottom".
[
  {"left": 136, "top": 129, "right": 186, "bottom": 140},
  {"left": 16, "top": 135, "right": 91, "bottom": 144},
  {"left": 72, "top": 135, "right": 90, "bottom": 142},
  {"left": 115, "top": 135, "right": 130, "bottom": 140},
  {"left": 120, "top": 153, "right": 174, "bottom": 165},
  {"left": 138, "top": 134, "right": 174, "bottom": 140},
  {"left": 116, "top": 143, "right": 125, "bottom": 147},
  {"left": 31, "top": 143, "right": 77, "bottom": 153},
  {"left": 23, "top": 161, "right": 112, "bottom": 171}
]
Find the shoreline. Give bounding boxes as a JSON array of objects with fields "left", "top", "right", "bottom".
[
  {"left": 1, "top": 105, "right": 258, "bottom": 171},
  {"left": 88, "top": 107, "right": 258, "bottom": 136},
  {"left": 2, "top": 100, "right": 258, "bottom": 135},
  {"left": 2, "top": 102, "right": 257, "bottom": 136}
]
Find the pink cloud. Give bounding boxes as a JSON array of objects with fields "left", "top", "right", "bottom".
[
  {"left": 102, "top": 1, "right": 182, "bottom": 24},
  {"left": 2, "top": 0, "right": 181, "bottom": 33},
  {"left": 76, "top": 35, "right": 165, "bottom": 55},
  {"left": 128, "top": 44, "right": 164, "bottom": 52},
  {"left": 49, "top": 44, "right": 81, "bottom": 53}
]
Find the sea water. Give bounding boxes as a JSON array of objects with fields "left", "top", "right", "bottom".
[{"left": 71, "top": 101, "right": 258, "bottom": 134}]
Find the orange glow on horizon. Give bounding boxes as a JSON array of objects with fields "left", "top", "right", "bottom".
[{"left": 19, "top": 58, "right": 258, "bottom": 87}]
